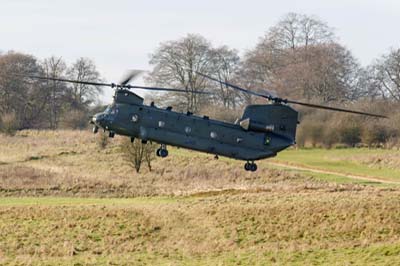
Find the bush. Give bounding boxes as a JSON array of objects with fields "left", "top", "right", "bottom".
[
  {"left": 338, "top": 126, "right": 361, "bottom": 147},
  {"left": 362, "top": 124, "right": 390, "bottom": 148},
  {"left": 120, "top": 139, "right": 157, "bottom": 173},
  {"left": 96, "top": 131, "right": 109, "bottom": 150},
  {"left": 0, "top": 112, "right": 19, "bottom": 136},
  {"left": 60, "top": 110, "right": 89, "bottom": 129}
]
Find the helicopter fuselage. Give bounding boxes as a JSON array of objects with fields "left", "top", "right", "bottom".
[{"left": 93, "top": 90, "right": 296, "bottom": 161}]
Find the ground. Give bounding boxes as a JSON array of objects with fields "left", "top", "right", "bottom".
[{"left": 1, "top": 130, "right": 400, "bottom": 265}]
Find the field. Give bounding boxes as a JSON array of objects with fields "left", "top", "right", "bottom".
[{"left": 1, "top": 130, "right": 400, "bottom": 265}]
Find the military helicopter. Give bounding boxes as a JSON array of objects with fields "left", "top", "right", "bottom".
[{"left": 23, "top": 71, "right": 386, "bottom": 172}]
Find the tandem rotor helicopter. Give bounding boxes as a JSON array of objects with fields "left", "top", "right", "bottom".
[{"left": 23, "top": 70, "right": 386, "bottom": 172}]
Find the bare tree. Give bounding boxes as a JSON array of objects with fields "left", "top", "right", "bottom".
[
  {"left": 369, "top": 48, "right": 400, "bottom": 101},
  {"left": 266, "top": 13, "right": 335, "bottom": 51},
  {"left": 210, "top": 46, "right": 241, "bottom": 109},
  {"left": 276, "top": 43, "right": 365, "bottom": 102},
  {"left": 67, "top": 57, "right": 102, "bottom": 109},
  {"left": 41, "top": 56, "right": 68, "bottom": 129},
  {"left": 0, "top": 52, "right": 47, "bottom": 129},
  {"left": 239, "top": 14, "right": 363, "bottom": 103},
  {"left": 121, "top": 139, "right": 157, "bottom": 173},
  {"left": 148, "top": 34, "right": 214, "bottom": 113}
]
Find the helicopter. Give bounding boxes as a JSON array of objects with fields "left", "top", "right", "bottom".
[{"left": 22, "top": 71, "right": 386, "bottom": 172}]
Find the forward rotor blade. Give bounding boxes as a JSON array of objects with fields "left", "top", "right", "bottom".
[
  {"left": 195, "top": 71, "right": 274, "bottom": 100},
  {"left": 22, "top": 75, "right": 115, "bottom": 87},
  {"left": 126, "top": 85, "right": 212, "bottom": 95},
  {"left": 20, "top": 74, "right": 212, "bottom": 95},
  {"left": 119, "top": 69, "right": 145, "bottom": 86},
  {"left": 285, "top": 99, "right": 387, "bottom": 118}
]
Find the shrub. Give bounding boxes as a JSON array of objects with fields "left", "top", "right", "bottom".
[
  {"left": 96, "top": 131, "right": 109, "bottom": 150},
  {"left": 0, "top": 112, "right": 19, "bottom": 136},
  {"left": 338, "top": 126, "right": 361, "bottom": 147},
  {"left": 120, "top": 139, "right": 157, "bottom": 173},
  {"left": 362, "top": 124, "right": 390, "bottom": 148}
]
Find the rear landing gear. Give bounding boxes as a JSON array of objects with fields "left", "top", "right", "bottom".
[
  {"left": 156, "top": 144, "right": 168, "bottom": 158},
  {"left": 244, "top": 161, "right": 257, "bottom": 172}
]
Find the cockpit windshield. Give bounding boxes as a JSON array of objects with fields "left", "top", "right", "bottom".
[
  {"left": 104, "top": 105, "right": 118, "bottom": 115},
  {"left": 104, "top": 106, "right": 112, "bottom": 114}
]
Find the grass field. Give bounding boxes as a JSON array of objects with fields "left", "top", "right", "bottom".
[{"left": 1, "top": 130, "right": 400, "bottom": 265}]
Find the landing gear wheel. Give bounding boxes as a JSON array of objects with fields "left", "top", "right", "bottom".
[
  {"left": 109, "top": 131, "right": 115, "bottom": 138},
  {"left": 250, "top": 163, "right": 257, "bottom": 172},
  {"left": 93, "top": 126, "right": 99, "bottom": 134},
  {"left": 244, "top": 161, "right": 257, "bottom": 172},
  {"left": 156, "top": 144, "right": 168, "bottom": 158},
  {"left": 160, "top": 149, "right": 168, "bottom": 158}
]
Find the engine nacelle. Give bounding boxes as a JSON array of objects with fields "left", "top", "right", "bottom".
[{"left": 239, "top": 118, "right": 275, "bottom": 133}]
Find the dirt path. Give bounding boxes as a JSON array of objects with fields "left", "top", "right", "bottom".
[{"left": 267, "top": 161, "right": 400, "bottom": 185}]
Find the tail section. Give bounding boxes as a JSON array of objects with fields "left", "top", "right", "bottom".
[{"left": 240, "top": 104, "right": 298, "bottom": 141}]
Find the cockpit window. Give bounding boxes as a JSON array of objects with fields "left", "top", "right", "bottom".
[
  {"left": 105, "top": 106, "right": 112, "bottom": 114},
  {"left": 105, "top": 105, "right": 118, "bottom": 115}
]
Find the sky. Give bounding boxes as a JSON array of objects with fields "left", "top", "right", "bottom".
[{"left": 1, "top": 0, "right": 399, "bottom": 103}]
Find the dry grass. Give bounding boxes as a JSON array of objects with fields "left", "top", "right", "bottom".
[
  {"left": 0, "top": 130, "right": 362, "bottom": 197},
  {"left": 1, "top": 130, "right": 400, "bottom": 265},
  {"left": 1, "top": 191, "right": 400, "bottom": 265}
]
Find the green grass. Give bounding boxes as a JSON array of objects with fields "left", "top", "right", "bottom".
[
  {"left": 265, "top": 162, "right": 387, "bottom": 186},
  {"left": 271, "top": 148, "right": 400, "bottom": 182}
]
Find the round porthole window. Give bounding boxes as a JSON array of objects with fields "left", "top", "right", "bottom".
[
  {"left": 185, "top": 126, "right": 191, "bottom": 134},
  {"left": 131, "top": 114, "right": 139, "bottom": 123},
  {"left": 210, "top": 131, "right": 218, "bottom": 139},
  {"left": 159, "top": 121, "right": 165, "bottom": 128}
]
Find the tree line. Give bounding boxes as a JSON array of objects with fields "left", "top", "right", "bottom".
[
  {"left": 1, "top": 13, "right": 400, "bottom": 147},
  {"left": 0, "top": 54, "right": 102, "bottom": 132}
]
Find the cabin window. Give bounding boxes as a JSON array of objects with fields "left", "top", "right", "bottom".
[
  {"left": 236, "top": 137, "right": 243, "bottom": 143},
  {"left": 158, "top": 121, "right": 165, "bottom": 128},
  {"left": 131, "top": 114, "right": 139, "bottom": 123},
  {"left": 210, "top": 131, "right": 218, "bottom": 139},
  {"left": 185, "top": 126, "right": 191, "bottom": 134}
]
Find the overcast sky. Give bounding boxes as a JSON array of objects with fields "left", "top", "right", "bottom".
[{"left": 1, "top": 0, "right": 399, "bottom": 102}]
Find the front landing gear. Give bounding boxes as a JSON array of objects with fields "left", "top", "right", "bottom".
[
  {"left": 156, "top": 144, "right": 169, "bottom": 158},
  {"left": 244, "top": 161, "right": 257, "bottom": 172}
]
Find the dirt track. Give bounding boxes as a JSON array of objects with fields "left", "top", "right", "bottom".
[{"left": 268, "top": 161, "right": 400, "bottom": 185}]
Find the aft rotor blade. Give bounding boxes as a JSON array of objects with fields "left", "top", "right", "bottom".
[
  {"left": 195, "top": 71, "right": 274, "bottom": 100},
  {"left": 285, "top": 99, "right": 387, "bottom": 118},
  {"left": 195, "top": 72, "right": 386, "bottom": 118}
]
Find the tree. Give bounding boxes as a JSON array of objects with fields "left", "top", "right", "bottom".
[
  {"left": 41, "top": 56, "right": 68, "bottom": 129},
  {"left": 369, "top": 48, "right": 400, "bottom": 102},
  {"left": 67, "top": 57, "right": 102, "bottom": 109},
  {"left": 210, "top": 46, "right": 241, "bottom": 109},
  {"left": 266, "top": 13, "right": 334, "bottom": 51},
  {"left": 148, "top": 34, "right": 214, "bottom": 113},
  {"left": 0, "top": 52, "right": 48, "bottom": 129},
  {"left": 240, "top": 13, "right": 364, "bottom": 103},
  {"left": 121, "top": 139, "right": 157, "bottom": 173}
]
